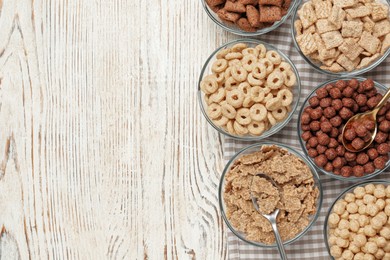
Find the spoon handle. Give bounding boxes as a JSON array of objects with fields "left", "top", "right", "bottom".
[
  {"left": 271, "top": 222, "right": 288, "bottom": 260},
  {"left": 374, "top": 88, "right": 390, "bottom": 114}
]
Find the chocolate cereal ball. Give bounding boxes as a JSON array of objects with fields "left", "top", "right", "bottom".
[
  {"left": 379, "top": 120, "right": 390, "bottom": 132},
  {"left": 352, "top": 165, "right": 364, "bottom": 177},
  {"left": 309, "top": 96, "right": 320, "bottom": 108},
  {"left": 332, "top": 99, "right": 343, "bottom": 111},
  {"left": 314, "top": 154, "right": 327, "bottom": 167},
  {"left": 377, "top": 143, "right": 390, "bottom": 155},
  {"left": 374, "top": 156, "right": 387, "bottom": 169},
  {"left": 344, "top": 128, "right": 356, "bottom": 141}
]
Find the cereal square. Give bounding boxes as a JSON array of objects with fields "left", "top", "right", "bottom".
[
  {"left": 370, "top": 3, "right": 389, "bottom": 22},
  {"left": 345, "top": 6, "right": 371, "bottom": 18},
  {"left": 298, "top": 2, "right": 318, "bottom": 29},
  {"left": 297, "top": 32, "right": 318, "bottom": 55},
  {"left": 316, "top": 19, "right": 339, "bottom": 34},
  {"left": 295, "top": 19, "right": 303, "bottom": 35},
  {"left": 381, "top": 33, "right": 390, "bottom": 54},
  {"left": 321, "top": 31, "right": 344, "bottom": 49},
  {"left": 357, "top": 53, "right": 380, "bottom": 68},
  {"left": 314, "top": 0, "right": 332, "bottom": 19},
  {"left": 341, "top": 21, "right": 364, "bottom": 37},
  {"left": 320, "top": 62, "right": 344, "bottom": 72},
  {"left": 373, "top": 19, "right": 390, "bottom": 37},
  {"left": 337, "top": 54, "right": 357, "bottom": 71},
  {"left": 259, "top": 0, "right": 283, "bottom": 6},
  {"left": 362, "top": 16, "right": 376, "bottom": 32},
  {"left": 328, "top": 6, "right": 346, "bottom": 29},
  {"left": 313, "top": 33, "right": 339, "bottom": 60},
  {"left": 358, "top": 31, "right": 381, "bottom": 54},
  {"left": 338, "top": 38, "right": 364, "bottom": 60},
  {"left": 303, "top": 24, "right": 316, "bottom": 34},
  {"left": 333, "top": 0, "right": 358, "bottom": 8},
  {"left": 259, "top": 6, "right": 282, "bottom": 23}
]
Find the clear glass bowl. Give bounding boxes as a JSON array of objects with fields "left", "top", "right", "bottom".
[
  {"left": 297, "top": 77, "right": 390, "bottom": 182},
  {"left": 201, "top": 0, "right": 302, "bottom": 36},
  {"left": 219, "top": 141, "right": 323, "bottom": 248},
  {"left": 291, "top": 0, "right": 390, "bottom": 77},
  {"left": 198, "top": 39, "right": 301, "bottom": 141},
  {"left": 323, "top": 180, "right": 390, "bottom": 259}
]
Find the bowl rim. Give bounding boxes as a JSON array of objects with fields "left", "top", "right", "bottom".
[
  {"left": 290, "top": 0, "right": 390, "bottom": 77},
  {"left": 218, "top": 141, "right": 324, "bottom": 248},
  {"left": 201, "top": 0, "right": 302, "bottom": 36},
  {"left": 323, "top": 179, "right": 390, "bottom": 259},
  {"left": 198, "top": 38, "right": 302, "bottom": 141},
  {"left": 297, "top": 77, "right": 390, "bottom": 182}
]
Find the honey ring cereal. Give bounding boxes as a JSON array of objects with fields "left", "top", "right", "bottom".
[
  {"left": 267, "top": 113, "right": 277, "bottom": 126},
  {"left": 226, "top": 89, "right": 244, "bottom": 108},
  {"left": 204, "top": 94, "right": 212, "bottom": 105},
  {"left": 231, "top": 43, "right": 247, "bottom": 52},
  {"left": 261, "top": 86, "right": 271, "bottom": 94},
  {"left": 255, "top": 44, "right": 267, "bottom": 58},
  {"left": 212, "top": 59, "right": 228, "bottom": 73},
  {"left": 221, "top": 103, "right": 237, "bottom": 119},
  {"left": 213, "top": 115, "right": 229, "bottom": 126},
  {"left": 236, "top": 108, "right": 252, "bottom": 125},
  {"left": 231, "top": 65, "right": 248, "bottom": 82},
  {"left": 207, "top": 103, "right": 222, "bottom": 119},
  {"left": 233, "top": 120, "right": 249, "bottom": 135},
  {"left": 266, "top": 50, "right": 282, "bottom": 65},
  {"left": 259, "top": 58, "right": 274, "bottom": 75},
  {"left": 238, "top": 82, "right": 251, "bottom": 96},
  {"left": 242, "top": 96, "right": 255, "bottom": 108},
  {"left": 228, "top": 59, "right": 242, "bottom": 67},
  {"left": 242, "top": 48, "right": 259, "bottom": 57},
  {"left": 283, "top": 70, "right": 296, "bottom": 87},
  {"left": 252, "top": 63, "right": 267, "bottom": 80},
  {"left": 276, "top": 62, "right": 292, "bottom": 74},
  {"left": 247, "top": 73, "right": 264, "bottom": 86},
  {"left": 224, "top": 67, "right": 232, "bottom": 81},
  {"left": 248, "top": 121, "right": 266, "bottom": 135},
  {"left": 277, "top": 89, "right": 293, "bottom": 107},
  {"left": 200, "top": 75, "right": 218, "bottom": 94},
  {"left": 226, "top": 120, "right": 236, "bottom": 135},
  {"left": 264, "top": 93, "right": 274, "bottom": 103},
  {"left": 272, "top": 106, "right": 287, "bottom": 121},
  {"left": 214, "top": 72, "right": 225, "bottom": 84},
  {"left": 216, "top": 48, "right": 231, "bottom": 59},
  {"left": 266, "top": 71, "right": 285, "bottom": 90},
  {"left": 209, "top": 88, "right": 225, "bottom": 103},
  {"left": 266, "top": 97, "right": 282, "bottom": 111},
  {"left": 225, "top": 52, "right": 243, "bottom": 60},
  {"left": 250, "top": 86, "right": 265, "bottom": 103},
  {"left": 249, "top": 103, "right": 267, "bottom": 121},
  {"left": 241, "top": 54, "right": 257, "bottom": 72},
  {"left": 225, "top": 76, "right": 239, "bottom": 90}
]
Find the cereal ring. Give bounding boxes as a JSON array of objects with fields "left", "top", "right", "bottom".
[
  {"left": 259, "top": 58, "right": 274, "bottom": 75},
  {"left": 233, "top": 121, "right": 249, "bottom": 135},
  {"left": 204, "top": 94, "right": 212, "bottom": 105},
  {"left": 216, "top": 48, "right": 231, "bottom": 59},
  {"left": 266, "top": 50, "right": 282, "bottom": 65},
  {"left": 200, "top": 75, "right": 218, "bottom": 94},
  {"left": 266, "top": 97, "right": 282, "bottom": 111},
  {"left": 266, "top": 71, "right": 285, "bottom": 89},
  {"left": 283, "top": 70, "right": 297, "bottom": 87},
  {"left": 241, "top": 54, "right": 257, "bottom": 72},
  {"left": 250, "top": 104, "right": 267, "bottom": 121},
  {"left": 247, "top": 73, "right": 264, "bottom": 86},
  {"left": 221, "top": 103, "right": 237, "bottom": 119},
  {"left": 272, "top": 106, "right": 287, "bottom": 121},
  {"left": 248, "top": 121, "right": 266, "bottom": 135},
  {"left": 267, "top": 113, "right": 277, "bottom": 126},
  {"left": 228, "top": 59, "right": 241, "bottom": 67},
  {"left": 242, "top": 48, "right": 259, "bottom": 57},
  {"left": 260, "top": 86, "right": 271, "bottom": 94},
  {"left": 263, "top": 93, "right": 273, "bottom": 103},
  {"left": 213, "top": 115, "right": 229, "bottom": 126},
  {"left": 225, "top": 52, "right": 243, "bottom": 60},
  {"left": 224, "top": 67, "right": 232, "bottom": 81},
  {"left": 207, "top": 103, "right": 222, "bottom": 119},
  {"left": 231, "top": 66, "right": 248, "bottom": 82},
  {"left": 214, "top": 72, "right": 225, "bottom": 84},
  {"left": 238, "top": 82, "right": 251, "bottom": 95},
  {"left": 236, "top": 108, "right": 252, "bottom": 125},
  {"left": 250, "top": 86, "right": 265, "bottom": 103},
  {"left": 225, "top": 77, "right": 239, "bottom": 90},
  {"left": 226, "top": 120, "right": 236, "bottom": 135},
  {"left": 255, "top": 44, "right": 266, "bottom": 58},
  {"left": 242, "top": 96, "right": 255, "bottom": 108},
  {"left": 209, "top": 88, "right": 226, "bottom": 103},
  {"left": 212, "top": 59, "right": 228, "bottom": 73},
  {"left": 277, "top": 89, "right": 293, "bottom": 106},
  {"left": 276, "top": 62, "right": 292, "bottom": 74},
  {"left": 226, "top": 89, "right": 244, "bottom": 108},
  {"left": 252, "top": 63, "right": 267, "bottom": 80},
  {"left": 231, "top": 43, "right": 247, "bottom": 52}
]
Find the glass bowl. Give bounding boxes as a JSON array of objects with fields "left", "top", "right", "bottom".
[
  {"left": 323, "top": 180, "right": 390, "bottom": 259},
  {"left": 219, "top": 141, "right": 323, "bottom": 248},
  {"left": 291, "top": 0, "right": 390, "bottom": 77},
  {"left": 201, "top": 0, "right": 301, "bottom": 36},
  {"left": 198, "top": 39, "right": 301, "bottom": 141},
  {"left": 297, "top": 77, "right": 390, "bottom": 182}
]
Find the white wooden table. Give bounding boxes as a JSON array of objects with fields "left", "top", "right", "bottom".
[{"left": 0, "top": 0, "right": 239, "bottom": 259}]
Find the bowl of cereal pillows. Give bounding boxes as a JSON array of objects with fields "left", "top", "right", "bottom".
[
  {"left": 292, "top": 0, "right": 390, "bottom": 76},
  {"left": 198, "top": 39, "right": 301, "bottom": 140},
  {"left": 219, "top": 142, "right": 323, "bottom": 247},
  {"left": 324, "top": 180, "right": 390, "bottom": 259}
]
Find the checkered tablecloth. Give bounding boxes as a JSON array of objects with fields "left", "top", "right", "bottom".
[{"left": 223, "top": 19, "right": 390, "bottom": 260}]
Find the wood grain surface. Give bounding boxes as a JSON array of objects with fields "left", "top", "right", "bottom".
[{"left": 0, "top": 0, "right": 233, "bottom": 259}]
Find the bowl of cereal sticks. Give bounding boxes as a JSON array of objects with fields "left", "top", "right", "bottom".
[
  {"left": 201, "top": 0, "right": 301, "bottom": 36},
  {"left": 291, "top": 0, "right": 390, "bottom": 76},
  {"left": 324, "top": 180, "right": 390, "bottom": 259},
  {"left": 219, "top": 142, "right": 323, "bottom": 247},
  {"left": 198, "top": 39, "right": 301, "bottom": 140}
]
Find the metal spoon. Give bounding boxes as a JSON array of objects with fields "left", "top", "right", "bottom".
[
  {"left": 250, "top": 173, "right": 287, "bottom": 260},
  {"left": 342, "top": 88, "right": 390, "bottom": 152}
]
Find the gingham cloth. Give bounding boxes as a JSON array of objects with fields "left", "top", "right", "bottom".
[{"left": 223, "top": 20, "right": 390, "bottom": 260}]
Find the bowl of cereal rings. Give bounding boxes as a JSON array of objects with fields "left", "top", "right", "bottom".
[
  {"left": 298, "top": 78, "right": 390, "bottom": 181},
  {"left": 219, "top": 142, "right": 323, "bottom": 247},
  {"left": 202, "top": 0, "right": 301, "bottom": 36},
  {"left": 324, "top": 180, "right": 390, "bottom": 259},
  {"left": 291, "top": 0, "right": 390, "bottom": 76},
  {"left": 198, "top": 39, "right": 301, "bottom": 140}
]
